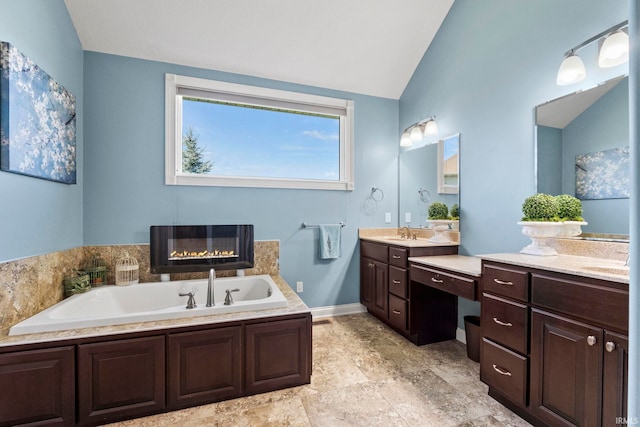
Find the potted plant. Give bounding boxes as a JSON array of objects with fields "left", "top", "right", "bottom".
[
  {"left": 518, "top": 193, "right": 562, "bottom": 256},
  {"left": 450, "top": 203, "right": 460, "bottom": 230},
  {"left": 555, "top": 194, "right": 587, "bottom": 237},
  {"left": 427, "top": 202, "right": 454, "bottom": 243}
]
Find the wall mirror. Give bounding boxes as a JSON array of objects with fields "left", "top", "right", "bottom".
[
  {"left": 399, "top": 133, "right": 460, "bottom": 228},
  {"left": 535, "top": 75, "right": 629, "bottom": 238}
]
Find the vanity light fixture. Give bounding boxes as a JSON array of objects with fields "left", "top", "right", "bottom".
[
  {"left": 399, "top": 116, "right": 438, "bottom": 147},
  {"left": 557, "top": 20, "right": 628, "bottom": 86}
]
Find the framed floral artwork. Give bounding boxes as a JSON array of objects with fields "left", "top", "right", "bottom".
[
  {"left": 575, "top": 146, "right": 629, "bottom": 200},
  {"left": 0, "top": 42, "right": 76, "bottom": 184}
]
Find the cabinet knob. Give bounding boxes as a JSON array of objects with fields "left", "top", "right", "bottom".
[
  {"left": 392, "top": 280, "right": 401, "bottom": 284},
  {"left": 605, "top": 341, "right": 616, "bottom": 352},
  {"left": 587, "top": 335, "right": 597, "bottom": 346},
  {"left": 392, "top": 309, "right": 401, "bottom": 315},
  {"left": 493, "top": 278, "right": 513, "bottom": 286},
  {"left": 392, "top": 255, "right": 402, "bottom": 259},
  {"left": 431, "top": 277, "right": 444, "bottom": 284}
]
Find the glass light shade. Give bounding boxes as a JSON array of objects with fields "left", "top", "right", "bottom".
[
  {"left": 556, "top": 54, "right": 586, "bottom": 85},
  {"left": 424, "top": 119, "right": 438, "bottom": 136},
  {"left": 598, "top": 30, "right": 629, "bottom": 68},
  {"left": 400, "top": 132, "right": 412, "bottom": 147},
  {"left": 409, "top": 126, "right": 423, "bottom": 142}
]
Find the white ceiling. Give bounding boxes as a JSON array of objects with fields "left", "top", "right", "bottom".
[{"left": 64, "top": 0, "right": 453, "bottom": 99}]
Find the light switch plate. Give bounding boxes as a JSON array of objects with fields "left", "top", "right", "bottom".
[
  {"left": 385, "top": 212, "right": 391, "bottom": 223},
  {"left": 405, "top": 212, "right": 411, "bottom": 223}
]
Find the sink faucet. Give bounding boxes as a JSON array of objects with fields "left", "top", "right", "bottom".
[
  {"left": 206, "top": 268, "right": 215, "bottom": 307},
  {"left": 224, "top": 288, "right": 240, "bottom": 305},
  {"left": 399, "top": 226, "right": 410, "bottom": 239}
]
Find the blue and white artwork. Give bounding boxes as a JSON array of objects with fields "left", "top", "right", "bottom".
[
  {"left": 575, "top": 147, "right": 629, "bottom": 200},
  {"left": 0, "top": 42, "right": 76, "bottom": 184}
]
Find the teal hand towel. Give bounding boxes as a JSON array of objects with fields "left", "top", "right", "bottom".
[{"left": 319, "top": 224, "right": 342, "bottom": 259}]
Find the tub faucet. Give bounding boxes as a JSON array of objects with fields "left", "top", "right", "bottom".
[
  {"left": 206, "top": 268, "right": 215, "bottom": 307},
  {"left": 224, "top": 288, "right": 240, "bottom": 305}
]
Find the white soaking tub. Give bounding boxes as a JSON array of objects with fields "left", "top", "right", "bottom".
[{"left": 9, "top": 275, "right": 288, "bottom": 335}]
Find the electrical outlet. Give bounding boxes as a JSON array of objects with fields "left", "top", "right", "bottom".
[
  {"left": 405, "top": 212, "right": 411, "bottom": 223},
  {"left": 385, "top": 212, "right": 391, "bottom": 223},
  {"left": 296, "top": 281, "right": 303, "bottom": 292}
]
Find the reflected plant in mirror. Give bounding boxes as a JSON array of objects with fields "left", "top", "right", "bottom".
[
  {"left": 399, "top": 134, "right": 460, "bottom": 229},
  {"left": 535, "top": 75, "right": 628, "bottom": 239}
]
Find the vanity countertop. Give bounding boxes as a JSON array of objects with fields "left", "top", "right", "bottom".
[
  {"left": 479, "top": 253, "right": 629, "bottom": 284},
  {"left": 359, "top": 227, "right": 459, "bottom": 248},
  {"left": 408, "top": 255, "right": 481, "bottom": 277},
  {"left": 0, "top": 275, "right": 310, "bottom": 348}
]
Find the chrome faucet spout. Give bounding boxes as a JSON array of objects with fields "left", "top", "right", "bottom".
[{"left": 207, "top": 268, "right": 215, "bottom": 307}]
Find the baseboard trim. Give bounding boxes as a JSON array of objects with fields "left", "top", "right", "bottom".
[
  {"left": 456, "top": 327, "right": 466, "bottom": 344},
  {"left": 310, "top": 303, "right": 367, "bottom": 320}
]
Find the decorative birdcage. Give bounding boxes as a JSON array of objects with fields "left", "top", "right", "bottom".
[
  {"left": 115, "top": 253, "right": 139, "bottom": 286},
  {"left": 85, "top": 253, "right": 108, "bottom": 286},
  {"left": 63, "top": 270, "right": 91, "bottom": 297}
]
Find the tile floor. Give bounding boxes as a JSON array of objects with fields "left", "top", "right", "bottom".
[{"left": 107, "top": 313, "right": 532, "bottom": 427}]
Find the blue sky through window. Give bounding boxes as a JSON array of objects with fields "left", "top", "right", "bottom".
[{"left": 182, "top": 98, "right": 340, "bottom": 180}]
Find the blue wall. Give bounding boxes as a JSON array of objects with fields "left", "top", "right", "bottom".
[
  {"left": 563, "top": 78, "right": 629, "bottom": 234},
  {"left": 0, "top": 0, "right": 84, "bottom": 261},
  {"left": 536, "top": 126, "right": 562, "bottom": 195},
  {"left": 400, "top": 0, "right": 629, "bottom": 325},
  {"left": 83, "top": 52, "right": 399, "bottom": 308}
]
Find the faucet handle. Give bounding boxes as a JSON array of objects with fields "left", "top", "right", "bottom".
[
  {"left": 179, "top": 291, "right": 197, "bottom": 309},
  {"left": 224, "top": 288, "right": 240, "bottom": 305}
]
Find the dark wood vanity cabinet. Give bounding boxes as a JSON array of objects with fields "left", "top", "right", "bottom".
[
  {"left": 481, "top": 260, "right": 629, "bottom": 427},
  {"left": 0, "top": 346, "right": 75, "bottom": 427},
  {"left": 359, "top": 239, "right": 458, "bottom": 344}
]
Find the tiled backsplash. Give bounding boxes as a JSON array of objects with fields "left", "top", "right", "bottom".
[{"left": 0, "top": 241, "right": 279, "bottom": 334}]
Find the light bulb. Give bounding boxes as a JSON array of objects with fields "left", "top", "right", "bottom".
[
  {"left": 400, "top": 132, "right": 412, "bottom": 147},
  {"left": 409, "top": 126, "right": 423, "bottom": 142},
  {"left": 424, "top": 119, "right": 438, "bottom": 136},
  {"left": 599, "top": 30, "right": 629, "bottom": 68}
]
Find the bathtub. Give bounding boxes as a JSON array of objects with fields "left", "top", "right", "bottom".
[{"left": 9, "top": 275, "right": 288, "bottom": 336}]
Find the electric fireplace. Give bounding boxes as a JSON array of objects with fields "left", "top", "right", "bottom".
[{"left": 150, "top": 225, "right": 254, "bottom": 274}]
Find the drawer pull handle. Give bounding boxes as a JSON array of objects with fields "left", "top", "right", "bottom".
[
  {"left": 393, "top": 280, "right": 401, "bottom": 284},
  {"left": 587, "top": 335, "right": 597, "bottom": 346},
  {"left": 492, "top": 364, "right": 512, "bottom": 376},
  {"left": 392, "top": 255, "right": 402, "bottom": 259},
  {"left": 492, "top": 317, "right": 513, "bottom": 327},
  {"left": 392, "top": 309, "right": 401, "bottom": 315},
  {"left": 431, "top": 277, "right": 444, "bottom": 283},
  {"left": 493, "top": 279, "right": 514, "bottom": 286},
  {"left": 605, "top": 341, "right": 616, "bottom": 352}
]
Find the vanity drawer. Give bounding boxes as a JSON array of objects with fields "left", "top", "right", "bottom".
[
  {"left": 361, "top": 241, "right": 388, "bottom": 263},
  {"left": 481, "top": 338, "right": 528, "bottom": 406},
  {"left": 410, "top": 264, "right": 475, "bottom": 300},
  {"left": 482, "top": 294, "right": 528, "bottom": 354},
  {"left": 389, "top": 247, "right": 408, "bottom": 268},
  {"left": 388, "top": 294, "right": 408, "bottom": 332},
  {"left": 389, "top": 266, "right": 408, "bottom": 299},
  {"left": 531, "top": 273, "right": 628, "bottom": 332},
  {"left": 483, "top": 263, "right": 529, "bottom": 302}
]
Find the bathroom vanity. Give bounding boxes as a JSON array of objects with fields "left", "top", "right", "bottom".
[
  {"left": 359, "top": 231, "right": 463, "bottom": 345},
  {"left": 0, "top": 276, "right": 311, "bottom": 427},
  {"left": 479, "top": 254, "right": 629, "bottom": 427}
]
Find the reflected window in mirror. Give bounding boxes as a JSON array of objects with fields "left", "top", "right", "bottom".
[
  {"left": 535, "top": 75, "right": 629, "bottom": 238},
  {"left": 438, "top": 134, "right": 459, "bottom": 194}
]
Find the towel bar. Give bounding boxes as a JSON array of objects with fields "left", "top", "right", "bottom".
[{"left": 302, "top": 222, "right": 345, "bottom": 229}]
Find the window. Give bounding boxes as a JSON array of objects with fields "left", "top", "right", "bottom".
[{"left": 165, "top": 74, "right": 354, "bottom": 190}]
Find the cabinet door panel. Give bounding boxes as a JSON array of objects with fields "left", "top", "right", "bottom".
[
  {"left": 370, "top": 260, "right": 388, "bottom": 319},
  {"left": 530, "top": 309, "right": 602, "bottom": 427},
  {"left": 602, "top": 331, "right": 628, "bottom": 427},
  {"left": 480, "top": 338, "right": 528, "bottom": 406},
  {"left": 482, "top": 293, "right": 528, "bottom": 354},
  {"left": 388, "top": 265, "right": 407, "bottom": 299},
  {"left": 0, "top": 346, "right": 74, "bottom": 427},
  {"left": 78, "top": 336, "right": 165, "bottom": 426},
  {"left": 168, "top": 326, "right": 242, "bottom": 409},
  {"left": 360, "top": 257, "right": 374, "bottom": 308},
  {"left": 388, "top": 294, "right": 408, "bottom": 332},
  {"left": 483, "top": 264, "right": 529, "bottom": 302},
  {"left": 245, "top": 317, "right": 311, "bottom": 394}
]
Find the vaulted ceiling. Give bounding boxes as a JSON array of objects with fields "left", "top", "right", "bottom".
[{"left": 64, "top": 0, "right": 453, "bottom": 99}]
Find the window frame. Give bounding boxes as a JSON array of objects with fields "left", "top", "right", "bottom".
[{"left": 165, "top": 73, "right": 354, "bottom": 190}]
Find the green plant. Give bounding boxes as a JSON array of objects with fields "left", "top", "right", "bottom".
[
  {"left": 428, "top": 202, "right": 449, "bottom": 220},
  {"left": 521, "top": 193, "right": 560, "bottom": 221},
  {"left": 555, "top": 194, "right": 584, "bottom": 221},
  {"left": 450, "top": 204, "right": 460, "bottom": 220}
]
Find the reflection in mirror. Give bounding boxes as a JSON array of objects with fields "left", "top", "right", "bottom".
[
  {"left": 399, "top": 134, "right": 460, "bottom": 228},
  {"left": 535, "top": 75, "right": 629, "bottom": 238}
]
